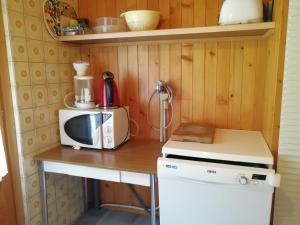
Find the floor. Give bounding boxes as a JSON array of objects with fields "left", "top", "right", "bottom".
[{"left": 74, "top": 208, "right": 160, "bottom": 225}]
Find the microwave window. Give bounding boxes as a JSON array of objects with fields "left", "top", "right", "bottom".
[{"left": 64, "top": 114, "right": 101, "bottom": 145}]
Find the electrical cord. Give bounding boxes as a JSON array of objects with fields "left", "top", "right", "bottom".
[{"left": 64, "top": 92, "right": 78, "bottom": 109}]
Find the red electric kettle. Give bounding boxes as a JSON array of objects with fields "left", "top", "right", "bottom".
[{"left": 99, "top": 71, "right": 120, "bottom": 108}]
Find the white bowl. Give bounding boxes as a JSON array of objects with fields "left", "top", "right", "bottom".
[
  {"left": 73, "top": 61, "right": 90, "bottom": 76},
  {"left": 121, "top": 10, "right": 161, "bottom": 31}
]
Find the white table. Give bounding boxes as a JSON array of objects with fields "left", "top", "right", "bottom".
[{"left": 35, "top": 140, "right": 162, "bottom": 225}]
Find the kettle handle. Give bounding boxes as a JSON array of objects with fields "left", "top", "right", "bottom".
[{"left": 102, "top": 71, "right": 114, "bottom": 107}]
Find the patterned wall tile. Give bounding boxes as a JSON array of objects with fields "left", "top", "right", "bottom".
[
  {"left": 8, "top": 10, "right": 25, "bottom": 37},
  {"left": 33, "top": 106, "right": 50, "bottom": 128},
  {"left": 70, "top": 201, "right": 81, "bottom": 224},
  {"left": 50, "top": 123, "right": 60, "bottom": 144},
  {"left": 16, "top": 86, "right": 33, "bottom": 109},
  {"left": 48, "top": 202, "right": 58, "bottom": 224},
  {"left": 59, "top": 64, "right": 73, "bottom": 83},
  {"left": 42, "top": 23, "right": 56, "bottom": 43},
  {"left": 10, "top": 37, "right": 28, "bottom": 61},
  {"left": 12, "top": 62, "right": 31, "bottom": 86},
  {"left": 56, "top": 195, "right": 69, "bottom": 215},
  {"left": 46, "top": 173, "right": 55, "bottom": 186},
  {"left": 58, "top": 46, "right": 70, "bottom": 63},
  {"left": 47, "top": 84, "right": 62, "bottom": 104},
  {"left": 32, "top": 85, "right": 48, "bottom": 107},
  {"left": 69, "top": 186, "right": 80, "bottom": 204},
  {"left": 44, "top": 43, "right": 58, "bottom": 63},
  {"left": 55, "top": 176, "right": 68, "bottom": 198},
  {"left": 19, "top": 108, "right": 35, "bottom": 132},
  {"left": 46, "top": 64, "right": 60, "bottom": 83},
  {"left": 25, "top": 15, "right": 43, "bottom": 40},
  {"left": 47, "top": 184, "right": 56, "bottom": 205},
  {"left": 61, "top": 83, "right": 73, "bottom": 101},
  {"left": 24, "top": 153, "right": 39, "bottom": 176},
  {"left": 30, "top": 63, "right": 46, "bottom": 84},
  {"left": 49, "top": 103, "right": 61, "bottom": 123},
  {"left": 28, "top": 192, "right": 42, "bottom": 219},
  {"left": 69, "top": 47, "right": 81, "bottom": 62},
  {"left": 29, "top": 213, "right": 42, "bottom": 225},
  {"left": 7, "top": 0, "right": 24, "bottom": 12},
  {"left": 21, "top": 130, "right": 37, "bottom": 155},
  {"left": 57, "top": 213, "right": 70, "bottom": 225},
  {"left": 27, "top": 172, "right": 40, "bottom": 198},
  {"left": 27, "top": 40, "right": 44, "bottom": 62},
  {"left": 23, "top": 0, "right": 41, "bottom": 17},
  {"left": 36, "top": 126, "right": 51, "bottom": 149}
]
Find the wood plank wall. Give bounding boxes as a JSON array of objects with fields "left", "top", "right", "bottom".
[{"left": 77, "top": 0, "right": 285, "bottom": 208}]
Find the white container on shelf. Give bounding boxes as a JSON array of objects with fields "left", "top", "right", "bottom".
[{"left": 93, "top": 25, "right": 126, "bottom": 33}]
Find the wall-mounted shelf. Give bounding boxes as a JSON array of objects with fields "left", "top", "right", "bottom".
[{"left": 59, "top": 22, "right": 275, "bottom": 44}]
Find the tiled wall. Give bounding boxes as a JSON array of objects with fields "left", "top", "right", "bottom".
[{"left": 1, "top": 0, "right": 83, "bottom": 225}]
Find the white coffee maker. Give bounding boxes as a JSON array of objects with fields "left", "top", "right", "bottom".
[{"left": 64, "top": 61, "right": 96, "bottom": 109}]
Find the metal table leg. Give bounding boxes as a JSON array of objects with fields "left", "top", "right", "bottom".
[
  {"left": 150, "top": 174, "right": 156, "bottom": 225},
  {"left": 39, "top": 161, "right": 48, "bottom": 225},
  {"left": 93, "top": 180, "right": 100, "bottom": 210},
  {"left": 83, "top": 178, "right": 88, "bottom": 211}
]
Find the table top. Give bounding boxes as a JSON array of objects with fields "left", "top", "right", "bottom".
[{"left": 34, "top": 139, "right": 163, "bottom": 174}]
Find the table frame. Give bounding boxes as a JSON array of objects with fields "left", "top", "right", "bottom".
[{"left": 39, "top": 161, "right": 157, "bottom": 225}]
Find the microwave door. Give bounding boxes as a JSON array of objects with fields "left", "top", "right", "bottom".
[{"left": 64, "top": 113, "right": 101, "bottom": 145}]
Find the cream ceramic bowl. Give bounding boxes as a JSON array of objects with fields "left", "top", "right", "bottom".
[{"left": 121, "top": 10, "right": 161, "bottom": 31}]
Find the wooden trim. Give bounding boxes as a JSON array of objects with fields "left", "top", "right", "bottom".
[
  {"left": 0, "top": 6, "right": 25, "bottom": 225},
  {"left": 59, "top": 22, "right": 275, "bottom": 44}
]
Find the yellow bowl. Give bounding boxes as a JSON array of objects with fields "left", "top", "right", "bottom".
[{"left": 121, "top": 10, "right": 161, "bottom": 31}]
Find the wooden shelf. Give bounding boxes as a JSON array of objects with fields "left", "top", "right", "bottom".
[{"left": 59, "top": 22, "right": 275, "bottom": 44}]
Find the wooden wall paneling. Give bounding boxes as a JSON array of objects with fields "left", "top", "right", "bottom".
[
  {"left": 116, "top": 0, "right": 127, "bottom": 16},
  {"left": 126, "top": 0, "right": 137, "bottom": 11},
  {"left": 89, "top": 48, "right": 100, "bottom": 102},
  {"left": 78, "top": 0, "right": 88, "bottom": 18},
  {"left": 169, "top": 43, "right": 182, "bottom": 131},
  {"left": 181, "top": 43, "right": 193, "bottom": 122},
  {"left": 118, "top": 46, "right": 129, "bottom": 105},
  {"left": 108, "top": 47, "right": 119, "bottom": 85},
  {"left": 127, "top": 46, "right": 140, "bottom": 134},
  {"left": 159, "top": 0, "right": 170, "bottom": 28},
  {"left": 137, "top": 45, "right": 149, "bottom": 138},
  {"left": 96, "top": 0, "right": 106, "bottom": 17},
  {"left": 148, "top": 45, "right": 160, "bottom": 139},
  {"left": 205, "top": 0, "right": 219, "bottom": 26},
  {"left": 215, "top": 41, "right": 231, "bottom": 128},
  {"left": 182, "top": 0, "right": 194, "bottom": 27},
  {"left": 192, "top": 42, "right": 205, "bottom": 122},
  {"left": 137, "top": 0, "right": 148, "bottom": 10},
  {"left": 194, "top": 0, "right": 206, "bottom": 26},
  {"left": 228, "top": 41, "right": 244, "bottom": 129},
  {"left": 87, "top": 0, "right": 97, "bottom": 27},
  {"left": 262, "top": 0, "right": 288, "bottom": 154},
  {"left": 105, "top": 0, "right": 117, "bottom": 17},
  {"left": 203, "top": 42, "right": 217, "bottom": 124},
  {"left": 169, "top": 0, "right": 182, "bottom": 28},
  {"left": 148, "top": 0, "right": 159, "bottom": 10},
  {"left": 253, "top": 40, "right": 267, "bottom": 131},
  {"left": 240, "top": 40, "right": 258, "bottom": 130},
  {"left": 159, "top": 44, "right": 171, "bottom": 136}
]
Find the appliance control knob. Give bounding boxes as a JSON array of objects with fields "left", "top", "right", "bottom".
[
  {"left": 239, "top": 176, "right": 248, "bottom": 185},
  {"left": 105, "top": 126, "right": 112, "bottom": 134},
  {"left": 105, "top": 136, "right": 112, "bottom": 144}
]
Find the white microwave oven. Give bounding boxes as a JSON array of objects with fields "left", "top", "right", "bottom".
[{"left": 59, "top": 107, "right": 130, "bottom": 149}]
